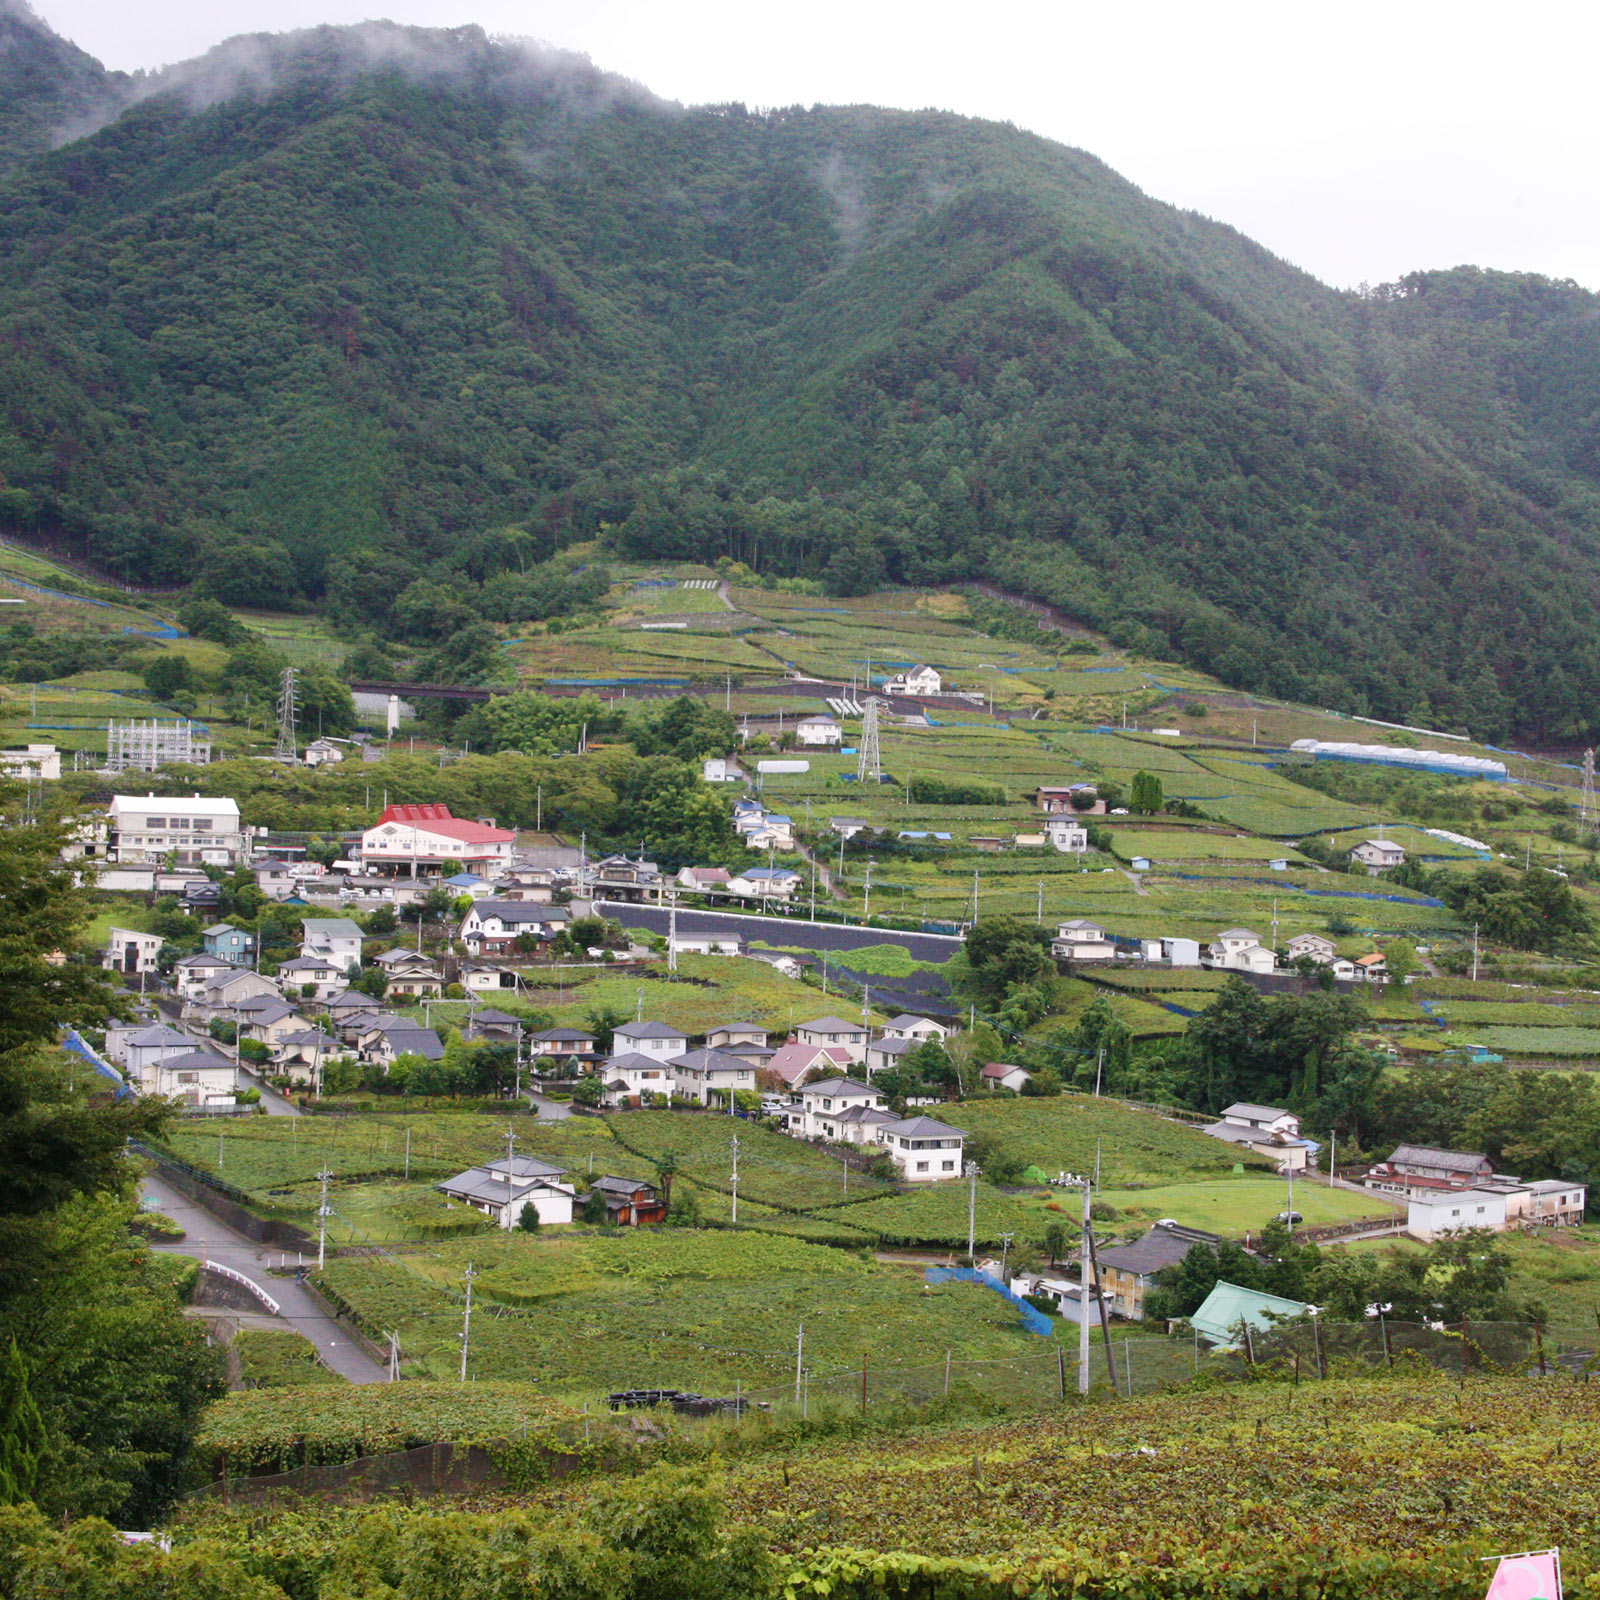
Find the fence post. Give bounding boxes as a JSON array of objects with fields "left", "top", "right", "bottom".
[
  {"left": 1243, "top": 1324, "right": 1255, "bottom": 1368},
  {"left": 1056, "top": 1344, "right": 1066, "bottom": 1402},
  {"left": 1460, "top": 1322, "right": 1471, "bottom": 1374},
  {"left": 944, "top": 1349, "right": 952, "bottom": 1398},
  {"left": 860, "top": 1359, "right": 867, "bottom": 1414},
  {"left": 1379, "top": 1313, "right": 1393, "bottom": 1369},
  {"left": 1536, "top": 1322, "right": 1547, "bottom": 1378},
  {"left": 1313, "top": 1316, "right": 1326, "bottom": 1380}
]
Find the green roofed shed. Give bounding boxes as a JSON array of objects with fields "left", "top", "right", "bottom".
[{"left": 1191, "top": 1280, "right": 1315, "bottom": 1350}]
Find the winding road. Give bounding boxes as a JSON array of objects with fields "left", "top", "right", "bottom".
[{"left": 141, "top": 1170, "right": 387, "bottom": 1384}]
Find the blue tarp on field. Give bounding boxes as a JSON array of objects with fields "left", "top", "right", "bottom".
[
  {"left": 62, "top": 1029, "right": 135, "bottom": 1099},
  {"left": 925, "top": 1267, "right": 1055, "bottom": 1336}
]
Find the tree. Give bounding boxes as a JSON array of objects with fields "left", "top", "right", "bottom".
[
  {"left": 1383, "top": 939, "right": 1421, "bottom": 984},
  {"left": 957, "top": 915, "right": 1053, "bottom": 1007},
  {"left": 175, "top": 597, "right": 247, "bottom": 646},
  {"left": 0, "top": 1339, "right": 44, "bottom": 1506},
  {"left": 1129, "top": 770, "right": 1164, "bottom": 814},
  {"left": 582, "top": 1188, "right": 609, "bottom": 1224},
  {"left": 140, "top": 654, "right": 192, "bottom": 700},
  {"left": 517, "top": 1202, "right": 542, "bottom": 1233},
  {"left": 571, "top": 1077, "right": 604, "bottom": 1109}
]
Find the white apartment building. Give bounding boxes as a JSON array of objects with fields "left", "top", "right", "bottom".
[{"left": 106, "top": 794, "right": 245, "bottom": 866}]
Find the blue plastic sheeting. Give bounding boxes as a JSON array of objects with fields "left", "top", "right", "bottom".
[
  {"left": 545, "top": 677, "right": 690, "bottom": 687},
  {"left": 924, "top": 1267, "right": 1055, "bottom": 1337},
  {"left": 1158, "top": 1000, "right": 1201, "bottom": 1018},
  {"left": 0, "top": 572, "right": 131, "bottom": 609},
  {"left": 123, "top": 624, "right": 185, "bottom": 639},
  {"left": 1302, "top": 887, "right": 1445, "bottom": 908},
  {"left": 62, "top": 1029, "right": 134, "bottom": 1098}
]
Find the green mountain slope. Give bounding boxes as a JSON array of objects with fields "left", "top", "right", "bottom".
[
  {"left": 2, "top": 19, "right": 1599, "bottom": 737},
  {"left": 0, "top": 0, "right": 120, "bottom": 165}
]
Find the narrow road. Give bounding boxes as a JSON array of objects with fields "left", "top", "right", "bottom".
[
  {"left": 714, "top": 578, "right": 735, "bottom": 612},
  {"left": 527, "top": 1090, "right": 571, "bottom": 1120},
  {"left": 141, "top": 1171, "right": 387, "bottom": 1384}
]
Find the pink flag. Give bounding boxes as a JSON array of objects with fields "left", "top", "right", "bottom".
[{"left": 1485, "top": 1552, "right": 1561, "bottom": 1600}]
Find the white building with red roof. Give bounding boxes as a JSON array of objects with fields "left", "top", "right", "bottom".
[{"left": 359, "top": 803, "right": 516, "bottom": 877}]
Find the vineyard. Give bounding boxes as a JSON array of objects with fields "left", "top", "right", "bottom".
[
  {"left": 313, "top": 1228, "right": 1054, "bottom": 1392},
  {"left": 952, "top": 1092, "right": 1256, "bottom": 1186}
]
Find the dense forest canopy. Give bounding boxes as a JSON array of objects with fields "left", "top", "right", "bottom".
[{"left": 3, "top": 17, "right": 1600, "bottom": 735}]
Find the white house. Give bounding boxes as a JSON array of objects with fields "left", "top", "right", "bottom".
[
  {"left": 611, "top": 1021, "right": 688, "bottom": 1061},
  {"left": 706, "top": 1022, "right": 769, "bottom": 1052},
  {"left": 527, "top": 1026, "right": 597, "bottom": 1060},
  {"left": 1044, "top": 817, "right": 1089, "bottom": 854},
  {"left": 438, "top": 1157, "right": 576, "bottom": 1227},
  {"left": 882, "top": 1013, "right": 950, "bottom": 1042},
  {"left": 359, "top": 803, "right": 516, "bottom": 877},
  {"left": 1520, "top": 1180, "right": 1587, "bottom": 1228},
  {"left": 106, "top": 794, "right": 245, "bottom": 866},
  {"left": 702, "top": 757, "right": 745, "bottom": 783},
  {"left": 142, "top": 1048, "right": 238, "bottom": 1106},
  {"left": 787, "top": 1077, "right": 890, "bottom": 1142},
  {"left": 1052, "top": 919, "right": 1117, "bottom": 962},
  {"left": 300, "top": 918, "right": 364, "bottom": 974},
  {"left": 601, "top": 1052, "right": 677, "bottom": 1106},
  {"left": 374, "top": 947, "right": 444, "bottom": 998},
  {"left": 981, "top": 1061, "right": 1031, "bottom": 1093},
  {"left": 678, "top": 866, "right": 731, "bottom": 893},
  {"left": 1287, "top": 932, "right": 1338, "bottom": 965},
  {"left": 276, "top": 953, "right": 350, "bottom": 1002},
  {"left": 1201, "top": 1103, "right": 1309, "bottom": 1173},
  {"left": 794, "top": 716, "right": 842, "bottom": 748},
  {"left": 1350, "top": 839, "right": 1406, "bottom": 874},
  {"left": 796, "top": 1015, "right": 871, "bottom": 1062},
  {"left": 121, "top": 1024, "right": 195, "bottom": 1083},
  {"left": 864, "top": 1034, "right": 915, "bottom": 1075},
  {"left": 726, "top": 867, "right": 801, "bottom": 901},
  {"left": 103, "top": 927, "right": 163, "bottom": 975},
  {"left": 671, "top": 1048, "right": 758, "bottom": 1106},
  {"left": 1408, "top": 1189, "right": 1508, "bottom": 1242},
  {"left": 458, "top": 900, "right": 569, "bottom": 956},
  {"left": 876, "top": 1114, "right": 966, "bottom": 1181},
  {"left": 883, "top": 665, "right": 942, "bottom": 696},
  {"left": 1209, "top": 928, "right": 1275, "bottom": 973}
]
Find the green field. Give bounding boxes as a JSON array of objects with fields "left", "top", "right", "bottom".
[
  {"left": 234, "top": 1329, "right": 346, "bottom": 1388},
  {"left": 316, "top": 1227, "right": 1061, "bottom": 1392},
  {"left": 1095, "top": 1176, "right": 1401, "bottom": 1233},
  {"left": 952, "top": 1092, "right": 1257, "bottom": 1185}
]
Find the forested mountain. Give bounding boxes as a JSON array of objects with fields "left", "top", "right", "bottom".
[
  {"left": 0, "top": 0, "right": 120, "bottom": 163},
  {"left": 2, "top": 16, "right": 1600, "bottom": 737}
]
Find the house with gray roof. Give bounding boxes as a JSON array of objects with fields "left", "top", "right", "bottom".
[
  {"left": 874, "top": 1114, "right": 966, "bottom": 1182},
  {"left": 438, "top": 1156, "right": 574, "bottom": 1227}
]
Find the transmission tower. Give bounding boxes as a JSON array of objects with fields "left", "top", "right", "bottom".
[
  {"left": 856, "top": 696, "right": 883, "bottom": 784},
  {"left": 275, "top": 666, "right": 299, "bottom": 762},
  {"left": 1584, "top": 749, "right": 1598, "bottom": 836}
]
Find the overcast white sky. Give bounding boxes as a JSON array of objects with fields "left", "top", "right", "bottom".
[{"left": 29, "top": 0, "right": 1600, "bottom": 290}]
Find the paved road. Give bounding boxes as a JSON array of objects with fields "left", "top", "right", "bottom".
[
  {"left": 141, "top": 1171, "right": 388, "bottom": 1384},
  {"left": 528, "top": 1090, "right": 571, "bottom": 1120},
  {"left": 597, "top": 902, "right": 964, "bottom": 963}
]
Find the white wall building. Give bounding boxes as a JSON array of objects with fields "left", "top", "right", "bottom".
[
  {"left": 1408, "top": 1189, "right": 1508, "bottom": 1242},
  {"left": 106, "top": 794, "right": 245, "bottom": 866},
  {"left": 103, "top": 927, "right": 163, "bottom": 975},
  {"left": 796, "top": 1015, "right": 871, "bottom": 1062},
  {"left": 1044, "top": 817, "right": 1089, "bottom": 854},
  {"left": 876, "top": 1114, "right": 966, "bottom": 1181},
  {"left": 300, "top": 918, "right": 364, "bottom": 973},
  {"left": 1350, "top": 839, "right": 1406, "bottom": 874},
  {"left": 794, "top": 716, "right": 842, "bottom": 748},
  {"left": 611, "top": 1021, "right": 688, "bottom": 1060},
  {"left": 359, "top": 803, "right": 516, "bottom": 876},
  {"left": 1052, "top": 919, "right": 1117, "bottom": 961},
  {"left": 0, "top": 743, "right": 60, "bottom": 780}
]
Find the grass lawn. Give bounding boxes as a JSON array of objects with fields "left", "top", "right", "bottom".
[{"left": 1090, "top": 1177, "right": 1401, "bottom": 1235}]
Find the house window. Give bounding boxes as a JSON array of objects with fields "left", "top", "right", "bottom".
[
  {"left": 915, "top": 1162, "right": 928, "bottom": 1173},
  {"left": 941, "top": 1161, "right": 955, "bottom": 1172}
]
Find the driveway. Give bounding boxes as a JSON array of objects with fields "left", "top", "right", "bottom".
[{"left": 141, "top": 1170, "right": 387, "bottom": 1384}]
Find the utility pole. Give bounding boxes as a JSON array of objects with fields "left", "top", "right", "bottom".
[
  {"left": 1036, "top": 879, "right": 1044, "bottom": 924},
  {"left": 1094, "top": 1046, "right": 1104, "bottom": 1097},
  {"left": 795, "top": 1324, "right": 804, "bottom": 1406},
  {"left": 668, "top": 904, "right": 678, "bottom": 974},
  {"left": 1472, "top": 922, "right": 1480, "bottom": 982},
  {"left": 316, "top": 1166, "right": 333, "bottom": 1270},
  {"left": 1328, "top": 1130, "right": 1336, "bottom": 1187},
  {"left": 730, "top": 1133, "right": 739, "bottom": 1223},
  {"left": 966, "top": 1160, "right": 980, "bottom": 1266},
  {"left": 460, "top": 1263, "right": 478, "bottom": 1381},
  {"left": 972, "top": 867, "right": 980, "bottom": 926},
  {"left": 1078, "top": 1179, "right": 1093, "bottom": 1395},
  {"left": 863, "top": 859, "right": 874, "bottom": 919}
]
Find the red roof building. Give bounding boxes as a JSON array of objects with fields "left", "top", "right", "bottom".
[{"left": 361, "top": 804, "right": 517, "bottom": 875}]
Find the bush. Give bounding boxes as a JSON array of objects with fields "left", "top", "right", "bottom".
[
  {"left": 908, "top": 777, "right": 1007, "bottom": 806},
  {"left": 238, "top": 1038, "right": 270, "bottom": 1063}
]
